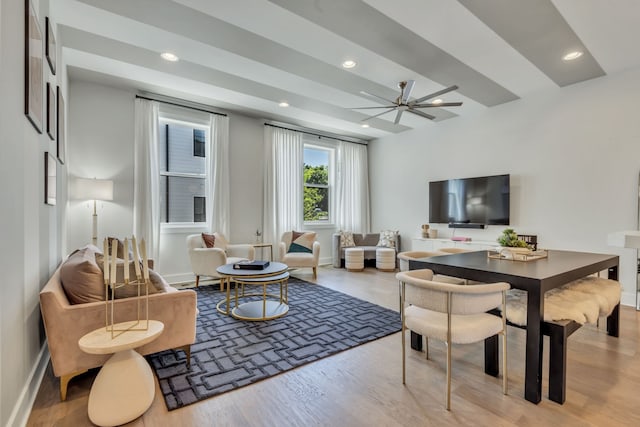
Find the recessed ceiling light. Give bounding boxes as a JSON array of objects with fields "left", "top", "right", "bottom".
[
  {"left": 278, "top": 101, "right": 289, "bottom": 107},
  {"left": 342, "top": 60, "right": 357, "bottom": 69},
  {"left": 161, "top": 52, "right": 179, "bottom": 62},
  {"left": 360, "top": 123, "right": 370, "bottom": 128},
  {"left": 562, "top": 51, "right": 583, "bottom": 61},
  {"left": 431, "top": 99, "right": 443, "bottom": 105}
]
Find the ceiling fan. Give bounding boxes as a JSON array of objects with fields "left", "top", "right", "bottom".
[{"left": 353, "top": 80, "right": 462, "bottom": 124}]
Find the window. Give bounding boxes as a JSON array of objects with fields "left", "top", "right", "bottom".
[
  {"left": 193, "top": 196, "right": 206, "bottom": 223},
  {"left": 303, "top": 144, "right": 333, "bottom": 223},
  {"left": 193, "top": 129, "right": 205, "bottom": 157},
  {"left": 159, "top": 119, "right": 209, "bottom": 223}
]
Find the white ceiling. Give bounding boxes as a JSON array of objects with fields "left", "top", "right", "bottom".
[{"left": 53, "top": 0, "right": 640, "bottom": 140}]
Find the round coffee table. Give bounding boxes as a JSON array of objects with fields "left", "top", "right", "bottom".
[
  {"left": 78, "top": 320, "right": 164, "bottom": 427},
  {"left": 216, "top": 262, "right": 289, "bottom": 321}
]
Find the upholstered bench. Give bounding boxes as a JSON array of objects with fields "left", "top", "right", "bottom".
[{"left": 498, "top": 277, "right": 621, "bottom": 404}]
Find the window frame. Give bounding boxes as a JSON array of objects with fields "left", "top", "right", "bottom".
[
  {"left": 158, "top": 117, "right": 210, "bottom": 228},
  {"left": 303, "top": 141, "right": 335, "bottom": 226}
]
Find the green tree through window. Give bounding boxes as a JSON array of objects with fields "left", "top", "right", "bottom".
[{"left": 303, "top": 146, "right": 331, "bottom": 222}]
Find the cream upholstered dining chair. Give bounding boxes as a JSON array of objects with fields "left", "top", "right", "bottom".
[
  {"left": 279, "top": 231, "right": 320, "bottom": 278},
  {"left": 186, "top": 233, "right": 255, "bottom": 288},
  {"left": 396, "top": 269, "right": 509, "bottom": 410}
]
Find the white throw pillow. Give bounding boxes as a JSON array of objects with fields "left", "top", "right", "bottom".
[
  {"left": 377, "top": 230, "right": 398, "bottom": 248},
  {"left": 339, "top": 231, "right": 356, "bottom": 247}
]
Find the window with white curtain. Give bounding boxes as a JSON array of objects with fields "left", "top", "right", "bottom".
[
  {"left": 158, "top": 118, "right": 209, "bottom": 223},
  {"left": 303, "top": 142, "right": 335, "bottom": 224}
]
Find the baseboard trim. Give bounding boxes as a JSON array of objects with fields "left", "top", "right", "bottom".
[
  {"left": 6, "top": 342, "right": 50, "bottom": 427},
  {"left": 621, "top": 290, "right": 636, "bottom": 308},
  {"left": 163, "top": 272, "right": 197, "bottom": 285}
]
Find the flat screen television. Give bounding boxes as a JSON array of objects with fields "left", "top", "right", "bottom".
[{"left": 429, "top": 174, "right": 510, "bottom": 228}]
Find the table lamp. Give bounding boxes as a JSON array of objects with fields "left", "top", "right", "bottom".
[{"left": 74, "top": 178, "right": 114, "bottom": 245}]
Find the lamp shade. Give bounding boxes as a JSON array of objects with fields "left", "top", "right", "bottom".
[
  {"left": 73, "top": 178, "right": 114, "bottom": 201},
  {"left": 607, "top": 230, "right": 640, "bottom": 249}
]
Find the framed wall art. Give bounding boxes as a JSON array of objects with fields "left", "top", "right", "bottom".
[
  {"left": 45, "top": 17, "right": 56, "bottom": 75},
  {"left": 45, "top": 152, "right": 57, "bottom": 206},
  {"left": 56, "top": 86, "right": 66, "bottom": 164},
  {"left": 25, "top": 0, "right": 44, "bottom": 133},
  {"left": 46, "top": 82, "right": 55, "bottom": 140}
]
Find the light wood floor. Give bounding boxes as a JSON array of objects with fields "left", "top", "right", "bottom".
[{"left": 28, "top": 266, "right": 640, "bottom": 426}]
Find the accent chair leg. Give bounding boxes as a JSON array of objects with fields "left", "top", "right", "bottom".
[
  {"left": 60, "top": 370, "right": 87, "bottom": 401},
  {"left": 195, "top": 276, "right": 200, "bottom": 288},
  {"left": 313, "top": 267, "right": 317, "bottom": 278},
  {"left": 179, "top": 345, "right": 192, "bottom": 369}
]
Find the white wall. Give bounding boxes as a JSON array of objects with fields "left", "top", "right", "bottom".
[
  {"left": 1, "top": 0, "right": 66, "bottom": 425},
  {"left": 66, "top": 81, "right": 135, "bottom": 251},
  {"left": 369, "top": 68, "right": 640, "bottom": 306},
  {"left": 66, "top": 84, "right": 337, "bottom": 283}
]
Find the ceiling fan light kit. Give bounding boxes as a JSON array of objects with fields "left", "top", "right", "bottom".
[{"left": 353, "top": 80, "right": 462, "bottom": 125}]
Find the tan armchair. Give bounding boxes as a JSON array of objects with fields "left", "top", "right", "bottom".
[
  {"left": 186, "top": 233, "right": 255, "bottom": 287},
  {"left": 279, "top": 231, "right": 320, "bottom": 278}
]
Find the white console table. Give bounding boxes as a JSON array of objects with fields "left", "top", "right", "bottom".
[{"left": 412, "top": 237, "right": 500, "bottom": 252}]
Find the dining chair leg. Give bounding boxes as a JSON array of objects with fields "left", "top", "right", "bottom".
[
  {"left": 195, "top": 275, "right": 200, "bottom": 288},
  {"left": 446, "top": 341, "right": 452, "bottom": 411},
  {"left": 502, "top": 330, "right": 508, "bottom": 394},
  {"left": 446, "top": 293, "right": 452, "bottom": 411},
  {"left": 501, "top": 290, "right": 508, "bottom": 395},
  {"left": 401, "top": 282, "right": 406, "bottom": 385}
]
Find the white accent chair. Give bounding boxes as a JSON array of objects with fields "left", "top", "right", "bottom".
[
  {"left": 186, "top": 233, "right": 255, "bottom": 288},
  {"left": 279, "top": 231, "right": 320, "bottom": 278},
  {"left": 396, "top": 269, "right": 509, "bottom": 410}
]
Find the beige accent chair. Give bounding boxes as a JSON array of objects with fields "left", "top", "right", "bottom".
[
  {"left": 396, "top": 269, "right": 509, "bottom": 410},
  {"left": 40, "top": 266, "right": 197, "bottom": 401},
  {"left": 279, "top": 231, "right": 320, "bottom": 278},
  {"left": 186, "top": 233, "right": 255, "bottom": 288},
  {"left": 438, "top": 247, "right": 473, "bottom": 254},
  {"left": 397, "top": 251, "right": 466, "bottom": 285}
]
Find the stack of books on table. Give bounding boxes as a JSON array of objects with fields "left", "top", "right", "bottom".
[{"left": 233, "top": 260, "right": 270, "bottom": 270}]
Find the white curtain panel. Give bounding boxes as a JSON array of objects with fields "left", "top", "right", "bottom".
[
  {"left": 336, "top": 141, "right": 370, "bottom": 233},
  {"left": 133, "top": 98, "right": 161, "bottom": 260},
  {"left": 207, "top": 114, "right": 230, "bottom": 237},
  {"left": 263, "top": 126, "right": 303, "bottom": 251}
]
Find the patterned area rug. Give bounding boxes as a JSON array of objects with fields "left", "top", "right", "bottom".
[{"left": 148, "top": 277, "right": 400, "bottom": 410}]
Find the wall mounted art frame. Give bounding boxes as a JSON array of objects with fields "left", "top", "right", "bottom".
[
  {"left": 25, "top": 0, "right": 44, "bottom": 133},
  {"left": 56, "top": 86, "right": 66, "bottom": 164},
  {"left": 45, "top": 152, "right": 56, "bottom": 206},
  {"left": 45, "top": 17, "right": 56, "bottom": 75},
  {"left": 46, "top": 82, "right": 55, "bottom": 140}
]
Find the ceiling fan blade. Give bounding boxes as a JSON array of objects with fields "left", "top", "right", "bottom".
[
  {"left": 394, "top": 110, "right": 404, "bottom": 124},
  {"left": 407, "top": 109, "right": 436, "bottom": 120},
  {"left": 401, "top": 80, "right": 415, "bottom": 104},
  {"left": 411, "top": 85, "right": 459, "bottom": 104},
  {"left": 411, "top": 102, "right": 463, "bottom": 108},
  {"left": 360, "top": 91, "right": 396, "bottom": 105},
  {"left": 362, "top": 107, "right": 397, "bottom": 121},
  {"left": 350, "top": 105, "right": 397, "bottom": 109}
]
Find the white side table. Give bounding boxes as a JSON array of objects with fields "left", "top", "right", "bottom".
[{"left": 78, "top": 320, "right": 164, "bottom": 427}]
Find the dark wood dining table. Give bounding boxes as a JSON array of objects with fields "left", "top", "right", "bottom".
[{"left": 409, "top": 249, "right": 619, "bottom": 404}]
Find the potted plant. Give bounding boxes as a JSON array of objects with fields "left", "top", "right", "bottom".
[{"left": 497, "top": 228, "right": 531, "bottom": 256}]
